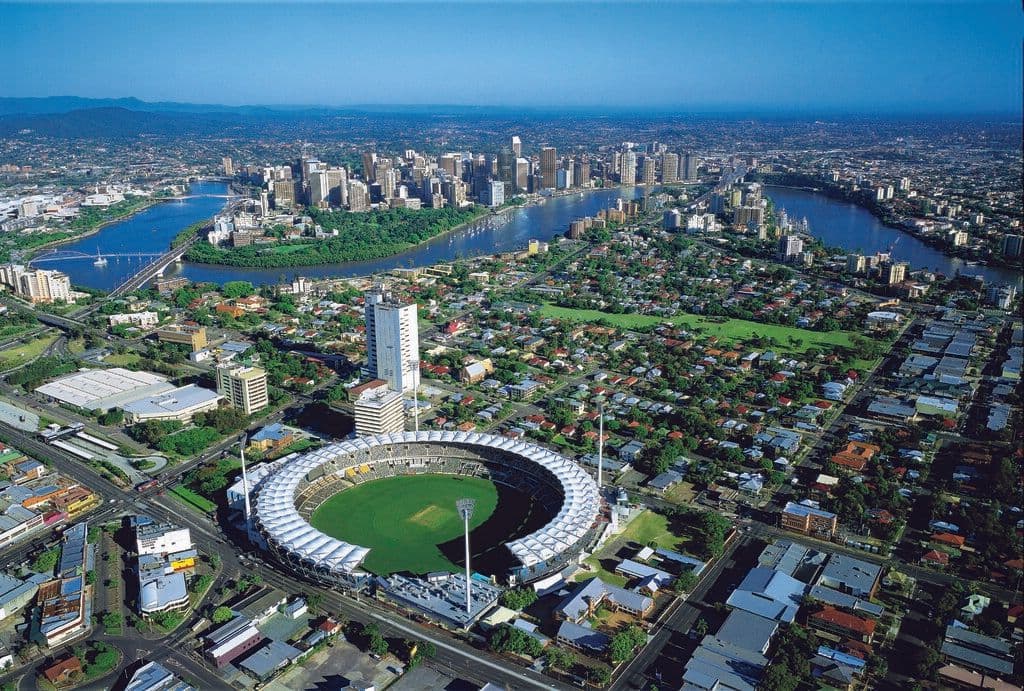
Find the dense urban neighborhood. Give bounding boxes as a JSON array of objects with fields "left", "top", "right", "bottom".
[{"left": 0, "top": 89, "right": 1020, "bottom": 691}]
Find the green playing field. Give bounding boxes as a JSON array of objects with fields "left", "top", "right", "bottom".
[{"left": 309, "top": 474, "right": 499, "bottom": 575}]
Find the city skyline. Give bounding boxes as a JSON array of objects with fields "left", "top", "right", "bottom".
[{"left": 2, "top": 2, "right": 1022, "bottom": 114}]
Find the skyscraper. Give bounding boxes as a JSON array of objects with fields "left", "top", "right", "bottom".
[
  {"left": 540, "top": 147, "right": 558, "bottom": 190},
  {"left": 497, "top": 147, "right": 514, "bottom": 186},
  {"left": 347, "top": 180, "right": 369, "bottom": 211},
  {"left": 221, "top": 157, "right": 234, "bottom": 177},
  {"left": 486, "top": 180, "right": 505, "bottom": 207},
  {"left": 364, "top": 286, "right": 420, "bottom": 393},
  {"left": 683, "top": 153, "right": 699, "bottom": 181},
  {"left": 620, "top": 151, "right": 637, "bottom": 185},
  {"left": 511, "top": 135, "right": 522, "bottom": 158},
  {"left": 514, "top": 158, "right": 530, "bottom": 193},
  {"left": 640, "top": 156, "right": 657, "bottom": 186},
  {"left": 661, "top": 153, "right": 679, "bottom": 183}
]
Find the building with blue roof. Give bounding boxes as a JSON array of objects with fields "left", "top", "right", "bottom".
[
  {"left": 725, "top": 567, "right": 806, "bottom": 623},
  {"left": 556, "top": 621, "right": 611, "bottom": 654}
]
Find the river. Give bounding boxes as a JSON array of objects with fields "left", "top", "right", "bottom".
[
  {"left": 42, "top": 180, "right": 1020, "bottom": 290},
  {"left": 766, "top": 185, "right": 1021, "bottom": 287},
  {"left": 41, "top": 183, "right": 647, "bottom": 290}
]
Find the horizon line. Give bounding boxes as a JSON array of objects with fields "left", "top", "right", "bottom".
[{"left": 2, "top": 95, "right": 1022, "bottom": 119}]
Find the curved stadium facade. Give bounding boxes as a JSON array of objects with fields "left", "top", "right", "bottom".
[{"left": 253, "top": 430, "right": 602, "bottom": 586}]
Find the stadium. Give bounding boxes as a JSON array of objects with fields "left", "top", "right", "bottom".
[{"left": 252, "top": 430, "right": 602, "bottom": 588}]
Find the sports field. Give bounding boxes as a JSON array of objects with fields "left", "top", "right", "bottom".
[
  {"left": 310, "top": 474, "right": 499, "bottom": 575},
  {"left": 538, "top": 303, "right": 857, "bottom": 354}
]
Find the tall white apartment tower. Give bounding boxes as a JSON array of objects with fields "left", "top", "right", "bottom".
[{"left": 364, "top": 285, "right": 420, "bottom": 393}]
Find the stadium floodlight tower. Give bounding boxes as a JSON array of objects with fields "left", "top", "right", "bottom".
[
  {"left": 409, "top": 359, "right": 421, "bottom": 433},
  {"left": 239, "top": 434, "right": 252, "bottom": 532},
  {"left": 456, "top": 497, "right": 476, "bottom": 615},
  {"left": 596, "top": 396, "right": 606, "bottom": 489}
]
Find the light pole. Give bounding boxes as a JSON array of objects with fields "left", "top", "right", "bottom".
[
  {"left": 409, "top": 359, "right": 421, "bottom": 433},
  {"left": 596, "top": 397, "right": 605, "bottom": 490},
  {"left": 239, "top": 434, "right": 251, "bottom": 535},
  {"left": 456, "top": 498, "right": 475, "bottom": 616}
]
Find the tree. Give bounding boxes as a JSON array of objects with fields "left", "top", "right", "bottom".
[
  {"left": 222, "top": 281, "right": 255, "bottom": 299},
  {"left": 211, "top": 606, "right": 234, "bottom": 624},
  {"left": 545, "top": 647, "right": 576, "bottom": 670},
  {"left": 489, "top": 624, "right": 544, "bottom": 658},
  {"left": 367, "top": 625, "right": 389, "bottom": 657},
  {"left": 610, "top": 625, "right": 647, "bottom": 663},
  {"left": 673, "top": 570, "right": 698, "bottom": 594},
  {"left": 500, "top": 587, "right": 538, "bottom": 611},
  {"left": 587, "top": 665, "right": 612, "bottom": 686}
]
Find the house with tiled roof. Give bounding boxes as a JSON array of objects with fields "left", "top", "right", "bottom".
[{"left": 808, "top": 607, "right": 877, "bottom": 644}]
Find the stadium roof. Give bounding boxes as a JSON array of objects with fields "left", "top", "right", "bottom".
[{"left": 253, "top": 431, "right": 600, "bottom": 575}]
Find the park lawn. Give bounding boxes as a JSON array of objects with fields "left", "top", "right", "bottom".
[
  {"left": 169, "top": 485, "right": 217, "bottom": 514},
  {"left": 538, "top": 304, "right": 858, "bottom": 355},
  {"left": 0, "top": 334, "right": 58, "bottom": 370},
  {"left": 101, "top": 352, "right": 142, "bottom": 367},
  {"left": 617, "top": 509, "right": 687, "bottom": 551},
  {"left": 310, "top": 474, "right": 498, "bottom": 576},
  {"left": 581, "top": 509, "right": 690, "bottom": 585}
]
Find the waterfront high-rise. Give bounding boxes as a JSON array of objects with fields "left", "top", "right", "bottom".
[
  {"left": 640, "top": 156, "right": 657, "bottom": 186},
  {"left": 620, "top": 151, "right": 637, "bottom": 185},
  {"left": 0, "top": 264, "right": 72, "bottom": 304},
  {"left": 540, "top": 147, "right": 558, "bottom": 190},
  {"left": 514, "top": 158, "right": 530, "bottom": 193},
  {"left": 661, "top": 153, "right": 679, "bottom": 183},
  {"left": 683, "top": 152, "right": 699, "bottom": 181}
]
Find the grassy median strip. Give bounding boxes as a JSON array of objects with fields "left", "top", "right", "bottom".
[{"left": 169, "top": 484, "right": 217, "bottom": 514}]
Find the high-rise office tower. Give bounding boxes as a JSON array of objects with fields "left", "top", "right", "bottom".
[
  {"left": 309, "top": 170, "right": 331, "bottom": 207},
  {"left": 620, "top": 151, "right": 637, "bottom": 185},
  {"left": 221, "top": 157, "right": 234, "bottom": 177},
  {"left": 683, "top": 153, "right": 699, "bottom": 181},
  {"left": 486, "top": 180, "right": 505, "bottom": 207},
  {"left": 362, "top": 152, "right": 378, "bottom": 182},
  {"left": 640, "top": 156, "right": 657, "bottom": 186},
  {"left": 216, "top": 364, "right": 269, "bottom": 415},
  {"left": 573, "top": 159, "right": 590, "bottom": 188},
  {"left": 380, "top": 168, "right": 398, "bottom": 200},
  {"left": 661, "top": 153, "right": 679, "bottom": 183},
  {"left": 511, "top": 136, "right": 522, "bottom": 158},
  {"left": 514, "top": 158, "right": 530, "bottom": 193},
  {"left": 347, "top": 180, "right": 369, "bottom": 211},
  {"left": 364, "top": 286, "right": 420, "bottom": 393},
  {"left": 439, "top": 153, "right": 460, "bottom": 177},
  {"left": 497, "top": 147, "right": 514, "bottom": 186},
  {"left": 540, "top": 147, "right": 558, "bottom": 190},
  {"left": 443, "top": 179, "right": 467, "bottom": 207}
]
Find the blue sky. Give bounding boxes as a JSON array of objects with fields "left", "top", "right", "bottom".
[{"left": 3, "top": 2, "right": 1021, "bottom": 114}]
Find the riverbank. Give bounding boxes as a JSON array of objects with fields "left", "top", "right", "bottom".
[
  {"left": 184, "top": 204, "right": 492, "bottom": 268},
  {"left": 758, "top": 172, "right": 1021, "bottom": 273},
  {"left": 22, "top": 196, "right": 169, "bottom": 262}
]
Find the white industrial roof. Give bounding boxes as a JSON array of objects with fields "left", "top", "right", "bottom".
[
  {"left": 253, "top": 430, "right": 600, "bottom": 575},
  {"left": 35, "top": 367, "right": 172, "bottom": 410},
  {"left": 122, "top": 384, "right": 222, "bottom": 416}
]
